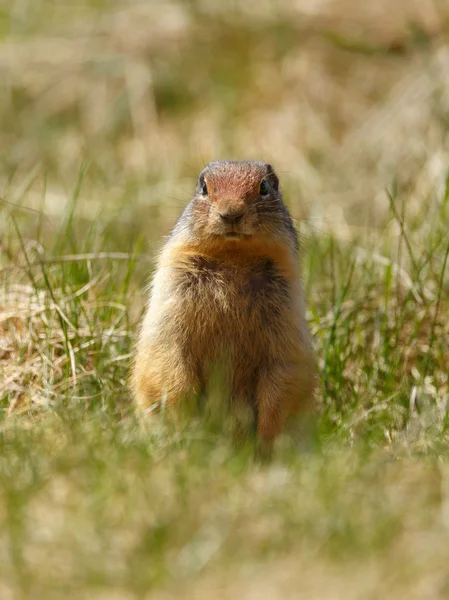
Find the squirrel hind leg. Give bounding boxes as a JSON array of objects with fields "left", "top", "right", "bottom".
[
  {"left": 132, "top": 347, "right": 199, "bottom": 412},
  {"left": 255, "top": 360, "right": 316, "bottom": 455}
]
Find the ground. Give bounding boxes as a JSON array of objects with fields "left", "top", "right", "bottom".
[{"left": 1, "top": 1, "right": 449, "bottom": 598}]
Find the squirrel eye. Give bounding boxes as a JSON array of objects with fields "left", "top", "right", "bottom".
[
  {"left": 201, "top": 180, "right": 208, "bottom": 195},
  {"left": 259, "top": 180, "right": 269, "bottom": 195}
]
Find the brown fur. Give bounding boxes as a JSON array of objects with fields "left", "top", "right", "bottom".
[{"left": 131, "top": 160, "right": 317, "bottom": 452}]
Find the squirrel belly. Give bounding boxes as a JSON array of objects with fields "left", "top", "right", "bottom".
[{"left": 131, "top": 160, "right": 317, "bottom": 449}]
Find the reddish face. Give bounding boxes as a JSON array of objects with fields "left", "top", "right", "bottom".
[{"left": 191, "top": 160, "right": 282, "bottom": 241}]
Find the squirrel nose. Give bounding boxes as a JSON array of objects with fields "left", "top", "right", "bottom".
[{"left": 219, "top": 208, "right": 245, "bottom": 224}]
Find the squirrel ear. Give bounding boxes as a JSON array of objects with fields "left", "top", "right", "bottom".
[{"left": 265, "top": 164, "right": 279, "bottom": 191}]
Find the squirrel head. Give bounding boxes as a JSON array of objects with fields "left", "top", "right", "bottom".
[{"left": 186, "top": 160, "right": 298, "bottom": 251}]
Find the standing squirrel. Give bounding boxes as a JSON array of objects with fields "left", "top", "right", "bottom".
[{"left": 131, "top": 160, "right": 317, "bottom": 453}]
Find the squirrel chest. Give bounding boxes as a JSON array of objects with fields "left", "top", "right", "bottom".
[{"left": 168, "top": 252, "right": 295, "bottom": 364}]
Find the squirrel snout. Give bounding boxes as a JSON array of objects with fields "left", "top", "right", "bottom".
[
  {"left": 219, "top": 208, "right": 245, "bottom": 225},
  {"left": 216, "top": 200, "right": 246, "bottom": 225}
]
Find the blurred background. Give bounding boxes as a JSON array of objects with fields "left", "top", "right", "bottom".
[{"left": 1, "top": 0, "right": 449, "bottom": 248}]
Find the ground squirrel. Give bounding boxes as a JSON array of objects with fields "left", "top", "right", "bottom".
[{"left": 132, "top": 160, "right": 317, "bottom": 453}]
